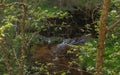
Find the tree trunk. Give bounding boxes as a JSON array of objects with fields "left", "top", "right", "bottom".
[
  {"left": 19, "top": 1, "right": 28, "bottom": 75},
  {"left": 96, "top": 0, "right": 109, "bottom": 75}
]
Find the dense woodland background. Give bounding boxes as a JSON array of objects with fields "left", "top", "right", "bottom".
[{"left": 0, "top": 0, "right": 120, "bottom": 75}]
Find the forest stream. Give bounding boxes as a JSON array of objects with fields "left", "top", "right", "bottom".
[{"left": 29, "top": 34, "right": 93, "bottom": 75}]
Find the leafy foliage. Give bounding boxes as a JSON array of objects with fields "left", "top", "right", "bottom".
[{"left": 0, "top": 0, "right": 120, "bottom": 75}]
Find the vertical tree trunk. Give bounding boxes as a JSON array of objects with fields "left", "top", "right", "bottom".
[
  {"left": 19, "top": 1, "right": 28, "bottom": 75},
  {"left": 96, "top": 0, "right": 109, "bottom": 75}
]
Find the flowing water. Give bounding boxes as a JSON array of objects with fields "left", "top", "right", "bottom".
[{"left": 30, "top": 34, "right": 93, "bottom": 75}]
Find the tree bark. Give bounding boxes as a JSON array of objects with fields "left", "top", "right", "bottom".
[
  {"left": 19, "top": 1, "right": 28, "bottom": 75},
  {"left": 96, "top": 0, "right": 109, "bottom": 75}
]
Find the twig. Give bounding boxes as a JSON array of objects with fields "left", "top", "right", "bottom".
[
  {"left": 0, "top": 40, "right": 13, "bottom": 75},
  {"left": 53, "top": 63, "right": 90, "bottom": 74},
  {"left": 107, "top": 18, "right": 120, "bottom": 32},
  {"left": 0, "top": 2, "right": 27, "bottom": 7},
  {"left": 0, "top": 1, "right": 28, "bottom": 75},
  {"left": 19, "top": 2, "right": 28, "bottom": 75}
]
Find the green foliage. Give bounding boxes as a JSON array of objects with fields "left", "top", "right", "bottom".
[
  {"left": 79, "top": 34, "right": 120, "bottom": 75},
  {"left": 0, "top": 0, "right": 120, "bottom": 75},
  {"left": 78, "top": 0, "right": 102, "bottom": 7},
  {"left": 79, "top": 39, "right": 97, "bottom": 73},
  {"left": 103, "top": 33, "right": 120, "bottom": 75}
]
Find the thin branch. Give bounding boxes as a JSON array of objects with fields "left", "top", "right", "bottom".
[
  {"left": 19, "top": 3, "right": 28, "bottom": 75},
  {"left": 0, "top": 1, "right": 28, "bottom": 75},
  {"left": 13, "top": 48, "right": 20, "bottom": 66},
  {"left": 0, "top": 40, "right": 13, "bottom": 75},
  {"left": 0, "top": 2, "right": 27, "bottom": 7},
  {"left": 107, "top": 18, "right": 120, "bottom": 32},
  {"left": 57, "top": 64, "right": 85, "bottom": 72}
]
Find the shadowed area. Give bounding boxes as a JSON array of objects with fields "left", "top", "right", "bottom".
[{"left": 28, "top": 35, "right": 93, "bottom": 75}]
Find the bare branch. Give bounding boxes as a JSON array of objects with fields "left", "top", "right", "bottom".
[
  {"left": 107, "top": 18, "right": 120, "bottom": 32},
  {"left": 0, "top": 40, "right": 13, "bottom": 75},
  {"left": 0, "top": 2, "right": 27, "bottom": 7},
  {"left": 19, "top": 2, "right": 28, "bottom": 75},
  {"left": 0, "top": 1, "right": 28, "bottom": 75}
]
